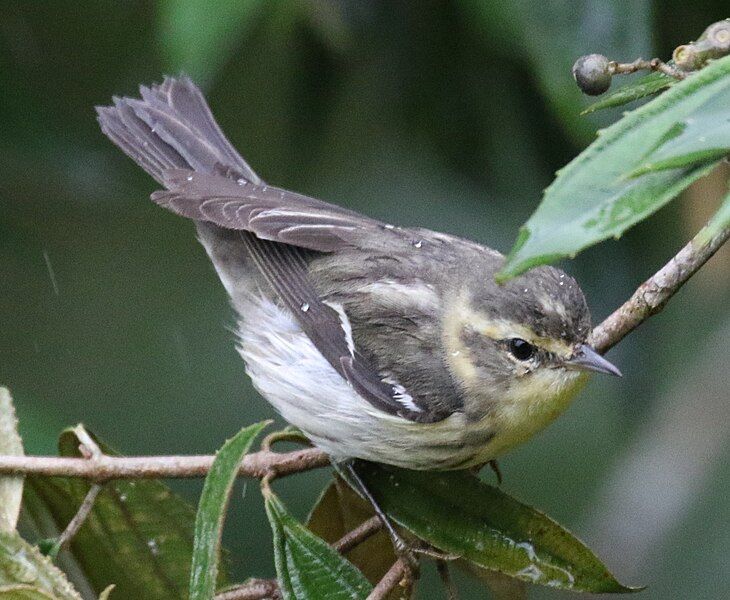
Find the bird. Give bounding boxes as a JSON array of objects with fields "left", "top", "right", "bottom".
[{"left": 97, "top": 76, "right": 621, "bottom": 478}]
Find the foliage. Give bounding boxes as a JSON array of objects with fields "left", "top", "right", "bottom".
[
  {"left": 265, "top": 489, "right": 373, "bottom": 600},
  {"left": 498, "top": 55, "right": 730, "bottom": 281},
  {"left": 22, "top": 428, "right": 204, "bottom": 599},
  {"left": 0, "top": 532, "right": 81, "bottom": 600},
  {"left": 580, "top": 72, "right": 676, "bottom": 114},
  {"left": 0, "top": 389, "right": 23, "bottom": 533},
  {"left": 189, "top": 422, "right": 268, "bottom": 600},
  {"left": 351, "top": 462, "right": 635, "bottom": 593},
  {"left": 307, "top": 477, "right": 397, "bottom": 588}
]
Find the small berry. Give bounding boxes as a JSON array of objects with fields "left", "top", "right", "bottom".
[{"left": 572, "top": 54, "right": 612, "bottom": 95}]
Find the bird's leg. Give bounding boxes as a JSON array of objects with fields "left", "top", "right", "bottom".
[
  {"left": 343, "top": 462, "right": 412, "bottom": 557},
  {"left": 343, "top": 461, "right": 458, "bottom": 564}
]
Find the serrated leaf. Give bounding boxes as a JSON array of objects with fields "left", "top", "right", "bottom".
[
  {"left": 307, "top": 477, "right": 398, "bottom": 593},
  {"left": 0, "top": 585, "right": 58, "bottom": 600},
  {"left": 189, "top": 422, "right": 269, "bottom": 600},
  {"left": 23, "top": 428, "right": 203, "bottom": 599},
  {"left": 353, "top": 462, "right": 638, "bottom": 593},
  {"left": 581, "top": 72, "right": 676, "bottom": 114},
  {"left": 265, "top": 490, "right": 372, "bottom": 600},
  {"left": 0, "top": 389, "right": 24, "bottom": 532},
  {"left": 498, "top": 55, "right": 730, "bottom": 281},
  {"left": 0, "top": 531, "right": 81, "bottom": 600}
]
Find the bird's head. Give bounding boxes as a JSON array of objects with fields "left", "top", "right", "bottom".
[{"left": 442, "top": 264, "right": 620, "bottom": 414}]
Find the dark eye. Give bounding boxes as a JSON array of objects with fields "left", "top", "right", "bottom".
[{"left": 507, "top": 338, "right": 536, "bottom": 361}]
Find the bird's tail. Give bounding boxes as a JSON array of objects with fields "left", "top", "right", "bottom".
[{"left": 96, "top": 76, "right": 260, "bottom": 187}]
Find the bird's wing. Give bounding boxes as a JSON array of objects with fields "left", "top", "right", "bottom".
[
  {"left": 154, "top": 170, "right": 441, "bottom": 422},
  {"left": 241, "top": 232, "right": 438, "bottom": 422},
  {"left": 152, "top": 169, "right": 396, "bottom": 253}
]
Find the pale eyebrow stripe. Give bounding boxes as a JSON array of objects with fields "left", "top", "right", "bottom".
[{"left": 444, "top": 290, "right": 574, "bottom": 357}]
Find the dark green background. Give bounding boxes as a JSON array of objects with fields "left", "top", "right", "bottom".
[{"left": 1, "top": 2, "right": 728, "bottom": 598}]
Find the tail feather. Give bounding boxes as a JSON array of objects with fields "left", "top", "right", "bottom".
[{"left": 96, "top": 76, "right": 260, "bottom": 187}]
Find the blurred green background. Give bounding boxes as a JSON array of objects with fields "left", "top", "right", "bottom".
[{"left": 1, "top": 1, "right": 728, "bottom": 598}]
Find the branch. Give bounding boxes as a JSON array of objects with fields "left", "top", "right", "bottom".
[
  {"left": 333, "top": 515, "right": 383, "bottom": 554},
  {"left": 54, "top": 484, "right": 102, "bottom": 553},
  {"left": 0, "top": 447, "right": 329, "bottom": 481},
  {"left": 590, "top": 222, "right": 729, "bottom": 354},
  {"left": 367, "top": 558, "right": 410, "bottom": 600}
]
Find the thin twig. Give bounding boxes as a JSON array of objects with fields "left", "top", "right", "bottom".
[
  {"left": 0, "top": 448, "right": 329, "bottom": 481},
  {"left": 51, "top": 426, "right": 105, "bottom": 552},
  {"left": 591, "top": 223, "right": 729, "bottom": 353},
  {"left": 367, "top": 558, "right": 410, "bottom": 600},
  {"left": 214, "top": 579, "right": 280, "bottom": 600},
  {"left": 609, "top": 57, "right": 687, "bottom": 79},
  {"left": 333, "top": 516, "right": 383, "bottom": 554},
  {"left": 55, "top": 484, "right": 103, "bottom": 551}
]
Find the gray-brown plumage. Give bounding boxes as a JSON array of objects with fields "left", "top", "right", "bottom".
[{"left": 97, "top": 77, "right": 618, "bottom": 470}]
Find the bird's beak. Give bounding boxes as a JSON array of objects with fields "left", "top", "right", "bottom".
[{"left": 565, "top": 344, "right": 622, "bottom": 377}]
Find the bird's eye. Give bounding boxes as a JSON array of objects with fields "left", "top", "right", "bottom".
[{"left": 507, "top": 338, "right": 536, "bottom": 361}]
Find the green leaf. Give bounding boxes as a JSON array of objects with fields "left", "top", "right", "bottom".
[
  {"left": 0, "top": 585, "right": 58, "bottom": 600},
  {"left": 307, "top": 477, "right": 397, "bottom": 591},
  {"left": 265, "top": 490, "right": 373, "bottom": 600},
  {"left": 353, "top": 462, "right": 638, "bottom": 593},
  {"left": 581, "top": 72, "right": 676, "bottom": 114},
  {"left": 0, "top": 530, "right": 82, "bottom": 600},
  {"left": 189, "top": 422, "right": 269, "bottom": 600},
  {"left": 158, "top": 0, "right": 264, "bottom": 85},
  {"left": 0, "top": 388, "right": 24, "bottom": 532},
  {"left": 630, "top": 91, "right": 730, "bottom": 175},
  {"left": 696, "top": 189, "right": 730, "bottom": 246},
  {"left": 23, "top": 428, "right": 202, "bottom": 599},
  {"left": 498, "top": 55, "right": 730, "bottom": 281}
]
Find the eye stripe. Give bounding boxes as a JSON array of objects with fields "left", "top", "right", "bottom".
[{"left": 476, "top": 319, "right": 573, "bottom": 357}]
